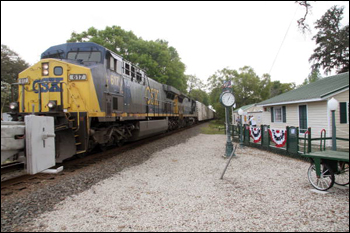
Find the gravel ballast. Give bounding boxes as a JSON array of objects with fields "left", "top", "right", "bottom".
[{"left": 24, "top": 133, "right": 349, "bottom": 232}]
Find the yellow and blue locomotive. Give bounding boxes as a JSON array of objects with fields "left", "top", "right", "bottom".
[{"left": 8, "top": 42, "right": 207, "bottom": 163}]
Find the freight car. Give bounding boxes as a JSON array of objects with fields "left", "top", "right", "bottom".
[{"left": 2, "top": 42, "right": 214, "bottom": 172}]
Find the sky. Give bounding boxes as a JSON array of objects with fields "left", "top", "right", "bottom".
[{"left": 1, "top": 1, "right": 349, "bottom": 86}]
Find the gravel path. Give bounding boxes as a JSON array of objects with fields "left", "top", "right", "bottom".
[
  {"left": 1, "top": 124, "right": 202, "bottom": 232},
  {"left": 25, "top": 134, "right": 349, "bottom": 232}
]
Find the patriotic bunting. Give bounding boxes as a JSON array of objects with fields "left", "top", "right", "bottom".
[
  {"left": 250, "top": 126, "right": 262, "bottom": 143},
  {"left": 269, "top": 128, "right": 287, "bottom": 147}
]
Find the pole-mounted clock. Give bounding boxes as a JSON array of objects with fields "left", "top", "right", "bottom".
[{"left": 220, "top": 92, "right": 235, "bottom": 107}]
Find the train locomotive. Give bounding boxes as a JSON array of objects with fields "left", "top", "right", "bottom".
[{"left": 4, "top": 42, "right": 214, "bottom": 166}]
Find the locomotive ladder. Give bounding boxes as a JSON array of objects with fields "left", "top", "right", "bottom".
[
  {"left": 65, "top": 83, "right": 88, "bottom": 156},
  {"left": 68, "top": 116, "right": 86, "bottom": 155}
]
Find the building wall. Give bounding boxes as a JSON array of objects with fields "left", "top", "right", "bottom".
[
  {"left": 260, "top": 89, "right": 349, "bottom": 150},
  {"left": 331, "top": 90, "right": 349, "bottom": 150},
  {"left": 232, "top": 107, "right": 263, "bottom": 126},
  {"left": 262, "top": 102, "right": 327, "bottom": 135}
]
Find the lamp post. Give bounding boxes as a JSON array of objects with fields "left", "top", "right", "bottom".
[
  {"left": 238, "top": 108, "right": 244, "bottom": 148},
  {"left": 328, "top": 98, "right": 339, "bottom": 151}
]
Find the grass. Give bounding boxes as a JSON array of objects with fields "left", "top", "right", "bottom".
[{"left": 200, "top": 120, "right": 226, "bottom": 135}]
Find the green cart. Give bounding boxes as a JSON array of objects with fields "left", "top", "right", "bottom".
[{"left": 302, "top": 151, "right": 349, "bottom": 191}]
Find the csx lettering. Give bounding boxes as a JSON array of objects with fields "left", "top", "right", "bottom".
[
  {"left": 33, "top": 78, "right": 63, "bottom": 93},
  {"left": 146, "top": 87, "right": 159, "bottom": 106}
]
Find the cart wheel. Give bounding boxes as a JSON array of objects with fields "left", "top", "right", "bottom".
[
  {"left": 335, "top": 162, "right": 349, "bottom": 186},
  {"left": 307, "top": 163, "right": 335, "bottom": 191}
]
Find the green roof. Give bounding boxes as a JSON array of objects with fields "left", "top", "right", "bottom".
[
  {"left": 258, "top": 72, "right": 349, "bottom": 106},
  {"left": 233, "top": 104, "right": 255, "bottom": 113}
]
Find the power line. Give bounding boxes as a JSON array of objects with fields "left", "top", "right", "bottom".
[{"left": 269, "top": 5, "right": 299, "bottom": 75}]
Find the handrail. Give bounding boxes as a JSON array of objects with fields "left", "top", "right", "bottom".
[
  {"left": 64, "top": 83, "right": 82, "bottom": 132},
  {"left": 320, "top": 129, "right": 326, "bottom": 151},
  {"left": 303, "top": 130, "right": 309, "bottom": 154}
]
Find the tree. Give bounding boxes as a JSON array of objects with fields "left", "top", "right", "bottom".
[
  {"left": 189, "top": 89, "right": 209, "bottom": 106},
  {"left": 207, "top": 66, "right": 278, "bottom": 120},
  {"left": 299, "top": 68, "right": 322, "bottom": 87},
  {"left": 1, "top": 44, "right": 29, "bottom": 84},
  {"left": 296, "top": 1, "right": 313, "bottom": 34},
  {"left": 207, "top": 66, "right": 274, "bottom": 106},
  {"left": 1, "top": 45, "right": 29, "bottom": 113},
  {"left": 259, "top": 74, "right": 272, "bottom": 101},
  {"left": 209, "top": 87, "right": 225, "bottom": 120},
  {"left": 231, "top": 66, "right": 262, "bottom": 106},
  {"left": 309, "top": 6, "right": 349, "bottom": 74},
  {"left": 186, "top": 74, "right": 204, "bottom": 94},
  {"left": 68, "top": 26, "right": 187, "bottom": 92},
  {"left": 270, "top": 80, "right": 296, "bottom": 98}
]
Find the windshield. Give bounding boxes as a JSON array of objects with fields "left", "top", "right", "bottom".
[
  {"left": 41, "top": 50, "right": 65, "bottom": 59},
  {"left": 67, "top": 51, "right": 102, "bottom": 62}
]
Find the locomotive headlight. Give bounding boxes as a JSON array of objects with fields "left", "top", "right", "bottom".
[
  {"left": 42, "top": 63, "right": 49, "bottom": 76},
  {"left": 47, "top": 100, "right": 57, "bottom": 109},
  {"left": 42, "top": 63, "right": 49, "bottom": 69},
  {"left": 43, "top": 69, "right": 49, "bottom": 76},
  {"left": 9, "top": 102, "right": 19, "bottom": 110}
]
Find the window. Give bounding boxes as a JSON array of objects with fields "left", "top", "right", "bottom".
[
  {"left": 116, "top": 60, "right": 122, "bottom": 74},
  {"left": 124, "top": 63, "right": 130, "bottom": 75},
  {"left": 109, "top": 57, "right": 115, "bottom": 71},
  {"left": 299, "top": 105, "right": 308, "bottom": 133},
  {"left": 340, "top": 102, "right": 349, "bottom": 124},
  {"left": 54, "top": 66, "right": 63, "bottom": 76},
  {"left": 131, "top": 66, "right": 135, "bottom": 80},
  {"left": 274, "top": 107, "right": 282, "bottom": 122},
  {"left": 67, "top": 51, "right": 101, "bottom": 62},
  {"left": 42, "top": 50, "right": 65, "bottom": 59},
  {"left": 136, "top": 72, "right": 142, "bottom": 83},
  {"left": 271, "top": 106, "right": 286, "bottom": 123}
]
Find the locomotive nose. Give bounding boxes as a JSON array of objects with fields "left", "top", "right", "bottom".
[{"left": 15, "top": 60, "right": 68, "bottom": 113}]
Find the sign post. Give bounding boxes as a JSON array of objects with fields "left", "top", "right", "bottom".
[{"left": 220, "top": 81, "right": 236, "bottom": 158}]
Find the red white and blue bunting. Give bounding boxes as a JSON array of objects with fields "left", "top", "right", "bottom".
[
  {"left": 250, "top": 126, "right": 262, "bottom": 143},
  {"left": 269, "top": 128, "right": 287, "bottom": 148}
]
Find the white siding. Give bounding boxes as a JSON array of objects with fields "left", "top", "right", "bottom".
[
  {"left": 232, "top": 105, "right": 263, "bottom": 126},
  {"left": 260, "top": 89, "right": 349, "bottom": 150},
  {"left": 330, "top": 90, "right": 349, "bottom": 149}
]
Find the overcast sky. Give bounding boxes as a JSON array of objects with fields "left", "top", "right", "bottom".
[{"left": 1, "top": 1, "right": 349, "bottom": 86}]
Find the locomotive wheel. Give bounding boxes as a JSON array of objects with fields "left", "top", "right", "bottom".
[
  {"left": 334, "top": 162, "right": 349, "bottom": 186},
  {"left": 307, "top": 163, "right": 335, "bottom": 191}
]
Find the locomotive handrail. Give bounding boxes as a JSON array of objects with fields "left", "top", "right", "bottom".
[
  {"left": 64, "top": 82, "right": 84, "bottom": 132},
  {"left": 10, "top": 83, "right": 27, "bottom": 112}
]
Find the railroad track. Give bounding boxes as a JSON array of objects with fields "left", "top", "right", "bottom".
[
  {"left": 1, "top": 122, "right": 207, "bottom": 197},
  {"left": 1, "top": 162, "right": 25, "bottom": 175}
]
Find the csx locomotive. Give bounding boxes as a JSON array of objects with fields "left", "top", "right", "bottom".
[{"left": 7, "top": 42, "right": 214, "bottom": 163}]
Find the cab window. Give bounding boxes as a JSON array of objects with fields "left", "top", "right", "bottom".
[{"left": 67, "top": 51, "right": 101, "bottom": 62}]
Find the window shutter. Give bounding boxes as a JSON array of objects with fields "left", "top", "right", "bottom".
[
  {"left": 271, "top": 107, "right": 274, "bottom": 122},
  {"left": 282, "top": 106, "right": 286, "bottom": 123},
  {"left": 340, "top": 102, "right": 347, "bottom": 123}
]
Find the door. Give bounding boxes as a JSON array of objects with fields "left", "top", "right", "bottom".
[{"left": 299, "top": 105, "right": 308, "bottom": 133}]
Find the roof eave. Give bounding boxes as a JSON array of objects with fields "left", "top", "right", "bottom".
[
  {"left": 257, "top": 98, "right": 324, "bottom": 107},
  {"left": 258, "top": 86, "right": 349, "bottom": 107}
]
